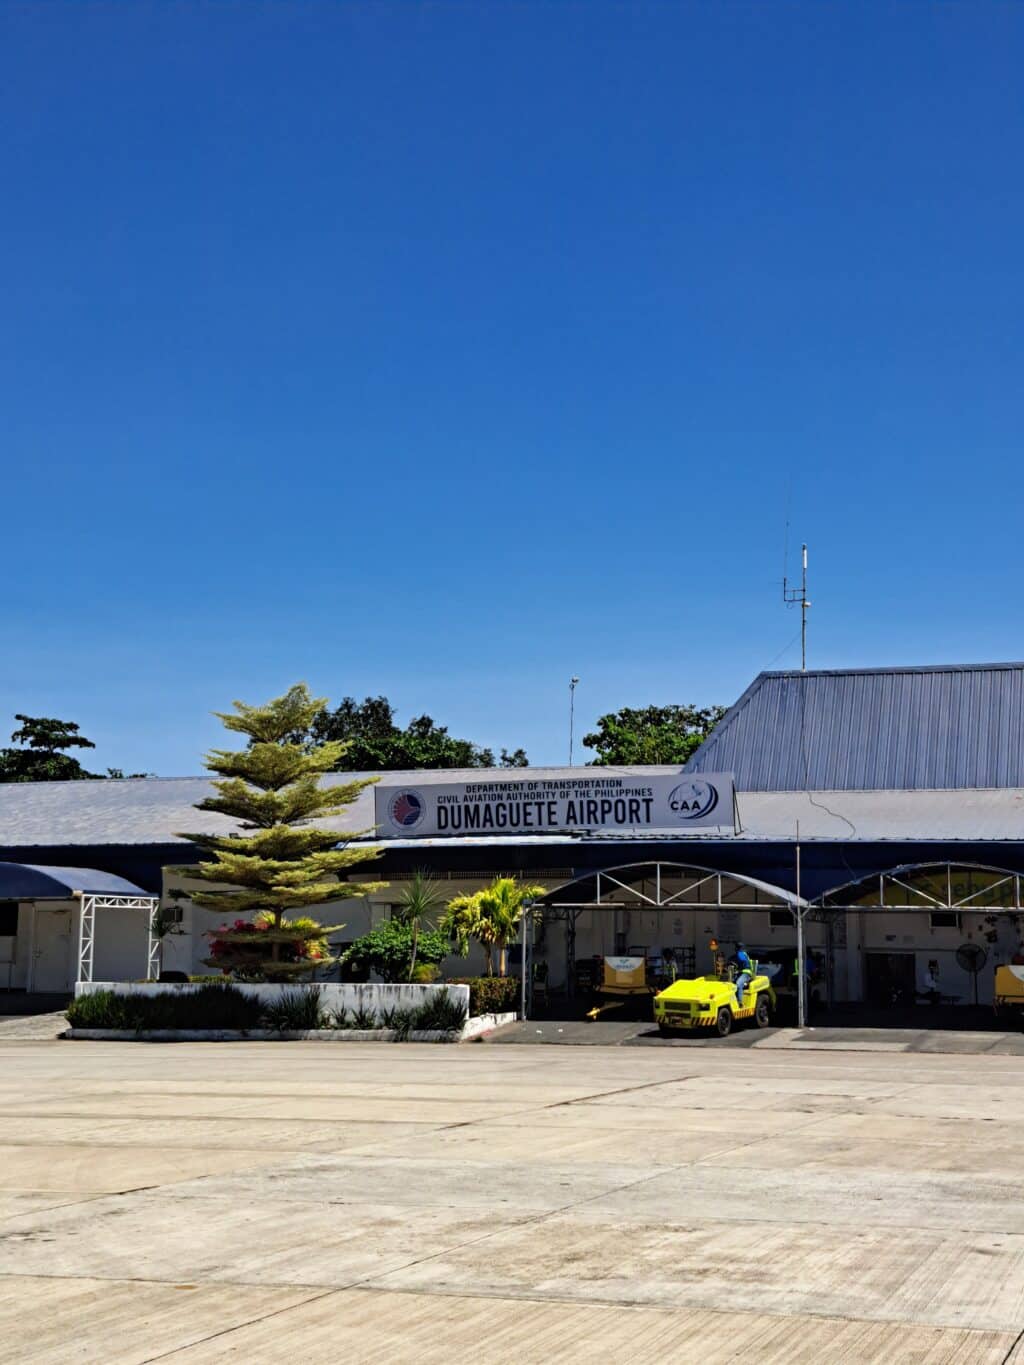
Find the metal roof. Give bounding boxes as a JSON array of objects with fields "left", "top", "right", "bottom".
[
  {"left": 0, "top": 862, "right": 154, "bottom": 900},
  {"left": 685, "top": 663, "right": 1024, "bottom": 791},
  {"left": 1, "top": 772, "right": 1023, "bottom": 847},
  {"left": 0, "top": 766, "right": 682, "bottom": 849}
]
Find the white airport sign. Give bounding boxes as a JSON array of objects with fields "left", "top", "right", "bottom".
[{"left": 374, "top": 772, "right": 736, "bottom": 839}]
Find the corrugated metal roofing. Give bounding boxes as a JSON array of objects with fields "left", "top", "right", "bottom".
[
  {"left": 1, "top": 770, "right": 1023, "bottom": 846},
  {"left": 0, "top": 766, "right": 683, "bottom": 849},
  {"left": 684, "top": 663, "right": 1024, "bottom": 791}
]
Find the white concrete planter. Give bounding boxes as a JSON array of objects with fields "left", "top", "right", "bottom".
[
  {"left": 461, "top": 1011, "right": 518, "bottom": 1040},
  {"left": 74, "top": 979, "right": 470, "bottom": 1016}
]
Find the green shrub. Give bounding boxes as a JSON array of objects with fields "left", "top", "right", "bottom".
[
  {"left": 411, "top": 962, "right": 440, "bottom": 983},
  {"left": 342, "top": 922, "right": 452, "bottom": 982},
  {"left": 66, "top": 984, "right": 264, "bottom": 1032},
  {"left": 263, "top": 987, "right": 326, "bottom": 1033},
  {"left": 448, "top": 976, "right": 520, "bottom": 1016},
  {"left": 351, "top": 1005, "right": 377, "bottom": 1030},
  {"left": 329, "top": 1005, "right": 351, "bottom": 1029},
  {"left": 380, "top": 1005, "right": 414, "bottom": 1040},
  {"left": 67, "top": 991, "right": 136, "bottom": 1030},
  {"left": 410, "top": 989, "right": 468, "bottom": 1034}
]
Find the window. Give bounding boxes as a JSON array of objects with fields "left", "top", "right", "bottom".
[
  {"left": 929, "top": 911, "right": 960, "bottom": 930},
  {"left": 769, "top": 910, "right": 792, "bottom": 928},
  {"left": 0, "top": 905, "right": 17, "bottom": 937}
]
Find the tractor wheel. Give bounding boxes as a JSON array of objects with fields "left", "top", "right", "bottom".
[
  {"left": 754, "top": 994, "right": 772, "bottom": 1029},
  {"left": 715, "top": 1007, "right": 733, "bottom": 1038}
]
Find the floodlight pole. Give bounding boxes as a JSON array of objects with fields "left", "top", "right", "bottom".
[
  {"left": 568, "top": 677, "right": 580, "bottom": 766},
  {"left": 520, "top": 899, "right": 534, "bottom": 1021},
  {"left": 795, "top": 826, "right": 807, "bottom": 1029}
]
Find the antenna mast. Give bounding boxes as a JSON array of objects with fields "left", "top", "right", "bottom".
[
  {"left": 568, "top": 677, "right": 580, "bottom": 766},
  {"left": 783, "top": 544, "right": 812, "bottom": 670}
]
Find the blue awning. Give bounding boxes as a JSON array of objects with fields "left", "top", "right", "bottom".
[{"left": 0, "top": 863, "right": 154, "bottom": 900}]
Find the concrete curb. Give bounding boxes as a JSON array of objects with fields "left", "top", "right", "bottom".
[
  {"left": 61, "top": 1022, "right": 493, "bottom": 1043},
  {"left": 461, "top": 1011, "right": 518, "bottom": 1040},
  {"left": 62, "top": 1027, "right": 455, "bottom": 1043},
  {"left": 62, "top": 1011, "right": 513, "bottom": 1044}
]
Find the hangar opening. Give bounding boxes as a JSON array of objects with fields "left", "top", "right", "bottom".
[
  {"left": 529, "top": 861, "right": 810, "bottom": 1020},
  {"left": 811, "top": 861, "right": 1024, "bottom": 1013}
]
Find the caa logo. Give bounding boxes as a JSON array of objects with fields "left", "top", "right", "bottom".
[
  {"left": 668, "top": 780, "right": 719, "bottom": 821},
  {"left": 388, "top": 789, "right": 425, "bottom": 829}
]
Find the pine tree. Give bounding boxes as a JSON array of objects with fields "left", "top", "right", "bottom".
[{"left": 173, "top": 684, "right": 384, "bottom": 981}]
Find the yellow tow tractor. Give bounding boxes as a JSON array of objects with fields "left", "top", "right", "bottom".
[
  {"left": 653, "top": 950, "right": 776, "bottom": 1038},
  {"left": 994, "top": 964, "right": 1024, "bottom": 1027}
]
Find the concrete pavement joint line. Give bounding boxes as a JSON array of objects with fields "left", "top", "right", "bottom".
[
  {"left": 354, "top": 1154, "right": 707, "bottom": 1297},
  {"left": 339, "top": 1280, "right": 1024, "bottom": 1337},
  {"left": 388, "top": 1072, "right": 700, "bottom": 1138},
  {"left": 0, "top": 1192, "right": 113, "bottom": 1224},
  {"left": 0, "top": 1270, "right": 332, "bottom": 1290},
  {"left": 687, "top": 1105, "right": 874, "bottom": 1167},
  {"left": 137, "top": 1287, "right": 344, "bottom": 1363},
  {"left": 1001, "top": 1324, "right": 1024, "bottom": 1365}
]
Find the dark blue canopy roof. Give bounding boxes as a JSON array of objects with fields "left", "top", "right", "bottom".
[{"left": 0, "top": 862, "right": 153, "bottom": 900}]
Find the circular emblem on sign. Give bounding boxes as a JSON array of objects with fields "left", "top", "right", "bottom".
[
  {"left": 388, "top": 789, "right": 425, "bottom": 829},
  {"left": 667, "top": 779, "right": 719, "bottom": 821}
]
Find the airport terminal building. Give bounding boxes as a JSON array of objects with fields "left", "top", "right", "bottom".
[{"left": 2, "top": 661, "right": 1024, "bottom": 1011}]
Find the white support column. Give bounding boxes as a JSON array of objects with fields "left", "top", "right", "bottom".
[
  {"left": 147, "top": 913, "right": 160, "bottom": 981},
  {"left": 77, "top": 895, "right": 95, "bottom": 984},
  {"left": 25, "top": 906, "right": 36, "bottom": 993}
]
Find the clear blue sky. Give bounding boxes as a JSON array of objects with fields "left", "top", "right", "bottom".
[{"left": 2, "top": 3, "right": 1022, "bottom": 775}]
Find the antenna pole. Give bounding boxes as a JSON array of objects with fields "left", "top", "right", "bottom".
[
  {"left": 801, "top": 544, "right": 808, "bottom": 671},
  {"left": 784, "top": 543, "right": 812, "bottom": 670},
  {"left": 568, "top": 677, "right": 580, "bottom": 766}
]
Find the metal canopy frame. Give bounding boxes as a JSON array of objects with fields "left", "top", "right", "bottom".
[
  {"left": 812, "top": 861, "right": 1024, "bottom": 915},
  {"left": 75, "top": 892, "right": 161, "bottom": 986},
  {"left": 541, "top": 861, "right": 808, "bottom": 912}
]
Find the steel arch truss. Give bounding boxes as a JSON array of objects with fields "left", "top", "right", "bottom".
[
  {"left": 812, "top": 861, "right": 1024, "bottom": 916},
  {"left": 76, "top": 893, "right": 161, "bottom": 985},
  {"left": 541, "top": 861, "right": 807, "bottom": 912}
]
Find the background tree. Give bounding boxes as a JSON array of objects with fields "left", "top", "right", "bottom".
[
  {"left": 172, "top": 683, "right": 385, "bottom": 981},
  {"left": 582, "top": 703, "right": 727, "bottom": 766},
  {"left": 0, "top": 715, "right": 98, "bottom": 782},
  {"left": 302, "top": 695, "right": 527, "bottom": 770},
  {"left": 0, "top": 714, "right": 149, "bottom": 782},
  {"left": 442, "top": 876, "right": 547, "bottom": 977},
  {"left": 341, "top": 920, "right": 452, "bottom": 983}
]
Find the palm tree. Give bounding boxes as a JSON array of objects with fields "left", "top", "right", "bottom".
[
  {"left": 442, "top": 876, "right": 547, "bottom": 977},
  {"left": 393, "top": 871, "right": 444, "bottom": 981}
]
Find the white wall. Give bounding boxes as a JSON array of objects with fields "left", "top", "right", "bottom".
[{"left": 160, "top": 871, "right": 490, "bottom": 982}]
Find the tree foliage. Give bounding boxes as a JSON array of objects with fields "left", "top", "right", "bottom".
[
  {"left": 171, "top": 683, "right": 385, "bottom": 981},
  {"left": 582, "top": 703, "right": 727, "bottom": 766},
  {"left": 0, "top": 715, "right": 98, "bottom": 782},
  {"left": 0, "top": 714, "right": 148, "bottom": 782},
  {"left": 392, "top": 871, "right": 445, "bottom": 981},
  {"left": 441, "top": 876, "right": 547, "bottom": 977},
  {"left": 342, "top": 920, "right": 453, "bottom": 983},
  {"left": 302, "top": 696, "right": 527, "bottom": 770}
]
